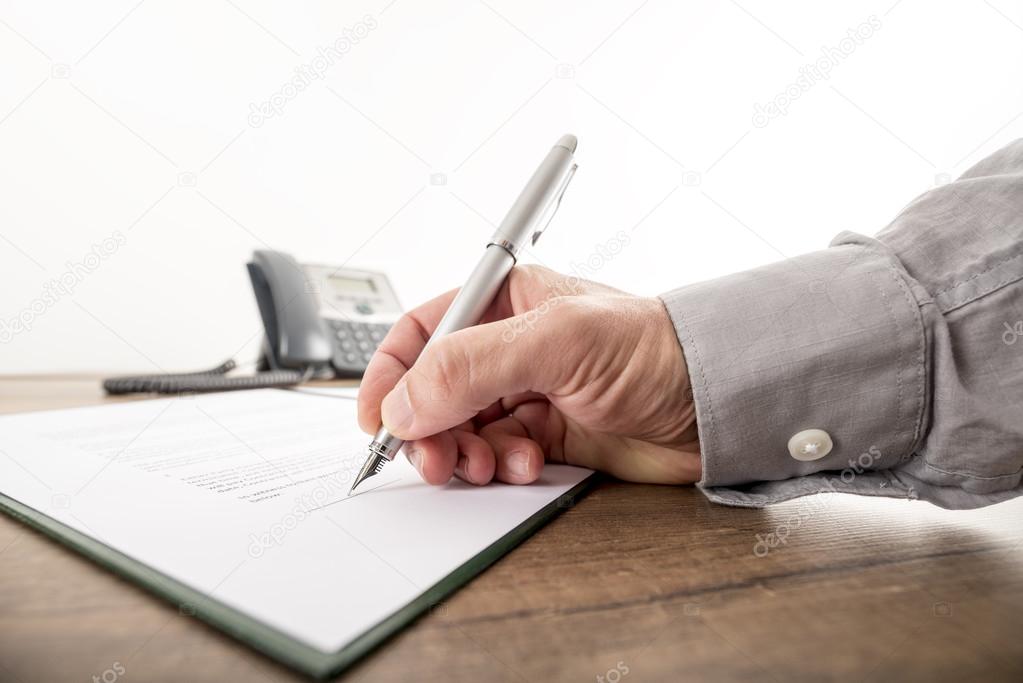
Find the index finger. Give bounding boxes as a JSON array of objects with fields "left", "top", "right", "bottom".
[{"left": 357, "top": 286, "right": 458, "bottom": 434}]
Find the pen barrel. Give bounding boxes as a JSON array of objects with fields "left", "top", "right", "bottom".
[
  {"left": 425, "top": 245, "right": 516, "bottom": 349},
  {"left": 367, "top": 136, "right": 576, "bottom": 470},
  {"left": 370, "top": 246, "right": 514, "bottom": 462},
  {"left": 491, "top": 142, "right": 576, "bottom": 255}
]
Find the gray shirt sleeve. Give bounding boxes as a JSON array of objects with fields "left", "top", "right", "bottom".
[{"left": 659, "top": 139, "right": 1023, "bottom": 509}]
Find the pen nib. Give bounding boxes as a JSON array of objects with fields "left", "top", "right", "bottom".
[{"left": 348, "top": 451, "right": 387, "bottom": 495}]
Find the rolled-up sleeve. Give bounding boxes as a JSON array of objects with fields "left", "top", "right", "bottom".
[{"left": 659, "top": 138, "right": 1023, "bottom": 509}]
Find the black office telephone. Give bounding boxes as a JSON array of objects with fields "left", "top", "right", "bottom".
[
  {"left": 103, "top": 250, "right": 402, "bottom": 395},
  {"left": 247, "top": 250, "right": 401, "bottom": 376}
]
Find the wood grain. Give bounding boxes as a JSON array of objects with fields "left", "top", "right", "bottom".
[{"left": 0, "top": 377, "right": 1021, "bottom": 682}]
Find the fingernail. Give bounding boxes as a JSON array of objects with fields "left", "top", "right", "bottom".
[
  {"left": 457, "top": 454, "right": 473, "bottom": 484},
  {"left": 382, "top": 380, "right": 414, "bottom": 434},
  {"left": 407, "top": 448, "right": 423, "bottom": 474},
  {"left": 506, "top": 450, "right": 530, "bottom": 478}
]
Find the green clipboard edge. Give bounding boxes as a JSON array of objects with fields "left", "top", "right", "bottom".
[{"left": 0, "top": 474, "right": 595, "bottom": 679}]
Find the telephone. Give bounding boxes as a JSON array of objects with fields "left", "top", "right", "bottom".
[
  {"left": 247, "top": 250, "right": 401, "bottom": 377},
  {"left": 103, "top": 250, "right": 402, "bottom": 394}
]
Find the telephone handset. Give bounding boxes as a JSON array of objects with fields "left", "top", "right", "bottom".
[
  {"left": 103, "top": 250, "right": 401, "bottom": 395},
  {"left": 246, "top": 250, "right": 334, "bottom": 376}
]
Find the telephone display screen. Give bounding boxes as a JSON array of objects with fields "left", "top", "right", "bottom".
[
  {"left": 329, "top": 275, "right": 376, "bottom": 296},
  {"left": 305, "top": 263, "right": 399, "bottom": 318}
]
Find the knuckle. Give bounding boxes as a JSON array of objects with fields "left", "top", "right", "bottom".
[
  {"left": 553, "top": 295, "right": 599, "bottom": 330},
  {"left": 392, "top": 311, "right": 412, "bottom": 332},
  {"left": 390, "top": 311, "right": 420, "bottom": 343},
  {"left": 509, "top": 264, "right": 559, "bottom": 306},
  {"left": 548, "top": 297, "right": 606, "bottom": 380},
  {"left": 420, "top": 340, "right": 470, "bottom": 404},
  {"left": 515, "top": 263, "right": 553, "bottom": 282}
]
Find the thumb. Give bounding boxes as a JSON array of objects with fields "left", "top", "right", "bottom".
[{"left": 380, "top": 308, "right": 568, "bottom": 441}]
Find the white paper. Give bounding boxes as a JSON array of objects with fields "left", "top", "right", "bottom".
[{"left": 0, "top": 389, "right": 589, "bottom": 653}]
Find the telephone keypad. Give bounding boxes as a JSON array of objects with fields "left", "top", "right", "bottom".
[{"left": 326, "top": 319, "right": 392, "bottom": 375}]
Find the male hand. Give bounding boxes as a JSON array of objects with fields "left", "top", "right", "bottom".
[{"left": 357, "top": 265, "right": 701, "bottom": 486}]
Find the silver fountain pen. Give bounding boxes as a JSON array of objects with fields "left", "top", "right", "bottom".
[{"left": 349, "top": 134, "right": 579, "bottom": 494}]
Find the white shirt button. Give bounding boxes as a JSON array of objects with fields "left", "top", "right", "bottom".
[{"left": 788, "top": 429, "right": 833, "bottom": 461}]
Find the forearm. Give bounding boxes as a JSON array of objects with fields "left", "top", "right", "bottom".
[{"left": 660, "top": 139, "right": 1023, "bottom": 509}]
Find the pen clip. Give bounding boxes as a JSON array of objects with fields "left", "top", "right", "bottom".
[{"left": 531, "top": 163, "right": 577, "bottom": 246}]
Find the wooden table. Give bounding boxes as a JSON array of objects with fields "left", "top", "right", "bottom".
[{"left": 1, "top": 376, "right": 1021, "bottom": 682}]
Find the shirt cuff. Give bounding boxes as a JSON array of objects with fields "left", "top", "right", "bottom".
[{"left": 659, "top": 232, "right": 928, "bottom": 506}]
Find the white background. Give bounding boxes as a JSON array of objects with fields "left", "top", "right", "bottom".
[{"left": 2, "top": 0, "right": 1022, "bottom": 373}]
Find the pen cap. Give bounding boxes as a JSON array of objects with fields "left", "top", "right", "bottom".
[{"left": 490, "top": 135, "right": 577, "bottom": 257}]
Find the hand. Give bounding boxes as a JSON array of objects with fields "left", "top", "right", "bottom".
[{"left": 357, "top": 265, "right": 701, "bottom": 486}]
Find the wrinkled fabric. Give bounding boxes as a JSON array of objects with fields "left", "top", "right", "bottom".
[{"left": 659, "top": 139, "right": 1023, "bottom": 509}]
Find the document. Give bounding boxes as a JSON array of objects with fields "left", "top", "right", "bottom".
[{"left": 0, "top": 389, "right": 591, "bottom": 676}]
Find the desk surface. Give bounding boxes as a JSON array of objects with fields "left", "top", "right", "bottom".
[{"left": 0, "top": 377, "right": 1021, "bottom": 682}]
